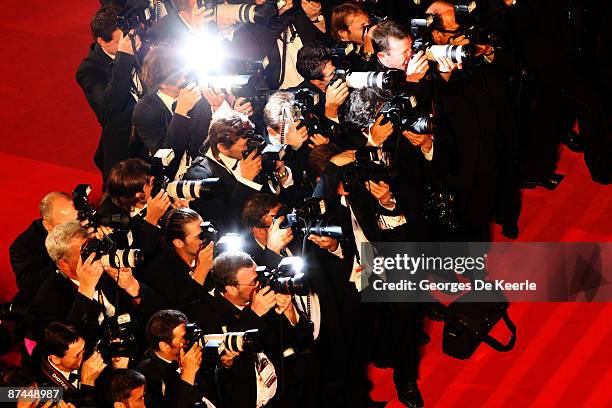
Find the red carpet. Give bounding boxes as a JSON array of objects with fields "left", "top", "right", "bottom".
[{"left": 1, "top": 2, "right": 611, "bottom": 407}]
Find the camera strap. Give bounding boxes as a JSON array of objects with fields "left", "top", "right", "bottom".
[{"left": 40, "top": 359, "right": 78, "bottom": 393}]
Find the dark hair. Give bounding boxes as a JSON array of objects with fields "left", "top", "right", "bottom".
[
  {"left": 330, "top": 2, "right": 367, "bottom": 40},
  {"left": 40, "top": 322, "right": 81, "bottom": 359},
  {"left": 146, "top": 310, "right": 187, "bottom": 351},
  {"left": 371, "top": 20, "right": 412, "bottom": 54},
  {"left": 206, "top": 111, "right": 253, "bottom": 158},
  {"left": 141, "top": 45, "right": 186, "bottom": 92},
  {"left": 106, "top": 158, "right": 151, "bottom": 212},
  {"left": 91, "top": 5, "right": 120, "bottom": 42},
  {"left": 212, "top": 251, "right": 254, "bottom": 293},
  {"left": 307, "top": 144, "right": 343, "bottom": 179},
  {"left": 105, "top": 369, "right": 146, "bottom": 405},
  {"left": 346, "top": 87, "right": 393, "bottom": 129},
  {"left": 163, "top": 208, "right": 202, "bottom": 250},
  {"left": 242, "top": 193, "right": 280, "bottom": 229},
  {"left": 263, "top": 91, "right": 294, "bottom": 133},
  {"left": 296, "top": 42, "right": 333, "bottom": 81}
]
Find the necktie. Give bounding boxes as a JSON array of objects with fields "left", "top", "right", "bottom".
[
  {"left": 171, "top": 101, "right": 177, "bottom": 112},
  {"left": 68, "top": 372, "right": 79, "bottom": 384}
]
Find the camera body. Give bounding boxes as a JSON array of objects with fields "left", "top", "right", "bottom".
[
  {"left": 117, "top": 4, "right": 155, "bottom": 38},
  {"left": 289, "top": 89, "right": 334, "bottom": 137},
  {"left": 199, "top": 221, "right": 218, "bottom": 246},
  {"left": 149, "top": 149, "right": 175, "bottom": 197},
  {"left": 72, "top": 184, "right": 98, "bottom": 228},
  {"left": 98, "top": 313, "right": 138, "bottom": 362},
  {"left": 341, "top": 147, "right": 392, "bottom": 194},
  {"left": 256, "top": 257, "right": 310, "bottom": 296},
  {"left": 278, "top": 198, "right": 343, "bottom": 239},
  {"left": 378, "top": 93, "right": 435, "bottom": 134}
]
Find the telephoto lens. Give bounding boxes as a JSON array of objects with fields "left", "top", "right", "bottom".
[
  {"left": 343, "top": 69, "right": 406, "bottom": 89},
  {"left": 425, "top": 44, "right": 477, "bottom": 64},
  {"left": 166, "top": 178, "right": 221, "bottom": 200},
  {"left": 100, "top": 249, "right": 144, "bottom": 269}
]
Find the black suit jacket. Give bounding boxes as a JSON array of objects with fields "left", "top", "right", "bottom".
[
  {"left": 133, "top": 93, "right": 212, "bottom": 180},
  {"left": 186, "top": 290, "right": 309, "bottom": 408},
  {"left": 140, "top": 249, "right": 211, "bottom": 310},
  {"left": 184, "top": 154, "right": 260, "bottom": 234},
  {"left": 136, "top": 349, "right": 208, "bottom": 408},
  {"left": 25, "top": 271, "right": 161, "bottom": 344},
  {"left": 76, "top": 44, "right": 144, "bottom": 180},
  {"left": 9, "top": 219, "right": 54, "bottom": 306}
]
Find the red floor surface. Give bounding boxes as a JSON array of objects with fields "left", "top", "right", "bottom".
[{"left": 1, "top": 2, "right": 611, "bottom": 407}]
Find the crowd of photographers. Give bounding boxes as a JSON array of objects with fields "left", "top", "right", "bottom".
[{"left": 2, "top": 0, "right": 611, "bottom": 407}]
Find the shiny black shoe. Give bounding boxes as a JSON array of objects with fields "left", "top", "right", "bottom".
[
  {"left": 521, "top": 172, "right": 565, "bottom": 190},
  {"left": 501, "top": 223, "right": 519, "bottom": 239},
  {"left": 561, "top": 129, "right": 584, "bottom": 152},
  {"left": 398, "top": 380, "right": 424, "bottom": 408}
]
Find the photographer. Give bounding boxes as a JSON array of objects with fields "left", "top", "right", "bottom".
[
  {"left": 97, "top": 158, "right": 173, "bottom": 258},
  {"left": 307, "top": 145, "right": 425, "bottom": 408},
  {"left": 136, "top": 310, "right": 214, "bottom": 408},
  {"left": 184, "top": 110, "right": 294, "bottom": 233},
  {"left": 345, "top": 87, "right": 443, "bottom": 240},
  {"left": 9, "top": 192, "right": 77, "bottom": 310},
  {"left": 241, "top": 193, "right": 348, "bottom": 406},
  {"left": 100, "top": 368, "right": 146, "bottom": 408},
  {"left": 329, "top": 2, "right": 376, "bottom": 70},
  {"left": 141, "top": 208, "right": 213, "bottom": 310},
  {"left": 293, "top": 42, "right": 350, "bottom": 122},
  {"left": 134, "top": 45, "right": 213, "bottom": 180},
  {"left": 76, "top": 5, "right": 146, "bottom": 181},
  {"left": 425, "top": 0, "right": 521, "bottom": 240},
  {"left": 369, "top": 20, "right": 430, "bottom": 85},
  {"left": 186, "top": 251, "right": 309, "bottom": 407},
  {"left": 25, "top": 221, "right": 160, "bottom": 344},
  {"left": 35, "top": 322, "right": 108, "bottom": 406},
  {"left": 262, "top": 90, "right": 331, "bottom": 198}
]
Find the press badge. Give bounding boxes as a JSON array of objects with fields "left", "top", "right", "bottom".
[{"left": 256, "top": 354, "right": 277, "bottom": 388}]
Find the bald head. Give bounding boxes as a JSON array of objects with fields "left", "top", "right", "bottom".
[
  {"left": 426, "top": 1, "right": 460, "bottom": 45},
  {"left": 39, "top": 192, "right": 78, "bottom": 232}
]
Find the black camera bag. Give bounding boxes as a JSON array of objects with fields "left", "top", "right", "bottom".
[{"left": 442, "top": 290, "right": 517, "bottom": 360}]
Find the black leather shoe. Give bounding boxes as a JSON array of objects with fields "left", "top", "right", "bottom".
[
  {"left": 398, "top": 380, "right": 424, "bottom": 408},
  {"left": 521, "top": 173, "right": 565, "bottom": 190},
  {"left": 561, "top": 129, "right": 584, "bottom": 152},
  {"left": 501, "top": 223, "right": 519, "bottom": 239}
]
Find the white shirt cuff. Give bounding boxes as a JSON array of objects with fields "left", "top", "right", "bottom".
[{"left": 422, "top": 143, "right": 434, "bottom": 161}]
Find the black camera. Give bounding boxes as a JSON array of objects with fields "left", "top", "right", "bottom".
[
  {"left": 242, "top": 133, "right": 288, "bottom": 194},
  {"left": 184, "top": 322, "right": 263, "bottom": 355},
  {"left": 341, "top": 148, "right": 392, "bottom": 194},
  {"left": 277, "top": 198, "right": 343, "bottom": 239},
  {"left": 80, "top": 236, "right": 144, "bottom": 269},
  {"left": 256, "top": 257, "right": 310, "bottom": 296},
  {"left": 289, "top": 88, "right": 335, "bottom": 138},
  {"left": 72, "top": 184, "right": 98, "bottom": 228},
  {"left": 149, "top": 149, "right": 175, "bottom": 197},
  {"left": 117, "top": 3, "right": 155, "bottom": 38},
  {"left": 378, "top": 93, "right": 435, "bottom": 134},
  {"left": 199, "top": 221, "right": 218, "bottom": 246},
  {"left": 98, "top": 313, "right": 138, "bottom": 362}
]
